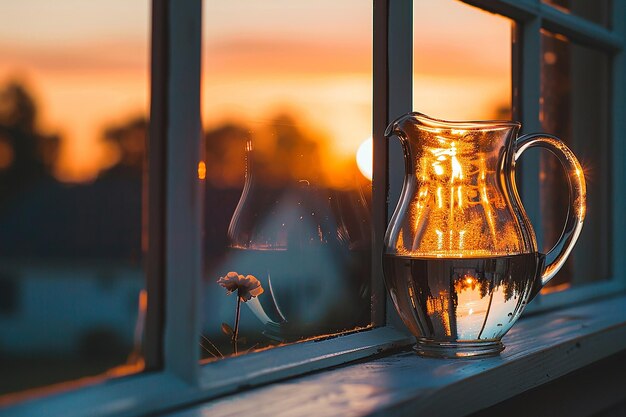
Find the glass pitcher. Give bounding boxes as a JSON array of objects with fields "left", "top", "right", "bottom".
[{"left": 382, "top": 112, "right": 586, "bottom": 358}]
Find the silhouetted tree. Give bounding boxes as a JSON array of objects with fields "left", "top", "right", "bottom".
[
  {"left": 0, "top": 81, "right": 59, "bottom": 206},
  {"left": 204, "top": 123, "right": 249, "bottom": 188},
  {"left": 100, "top": 116, "right": 147, "bottom": 179}
]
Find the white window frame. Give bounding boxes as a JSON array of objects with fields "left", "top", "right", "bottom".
[
  {"left": 462, "top": 0, "right": 626, "bottom": 314},
  {"left": 4, "top": 1, "right": 625, "bottom": 416}
]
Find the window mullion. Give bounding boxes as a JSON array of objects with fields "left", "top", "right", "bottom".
[
  {"left": 388, "top": 0, "right": 413, "bottom": 122},
  {"left": 145, "top": 0, "right": 168, "bottom": 372},
  {"left": 517, "top": 16, "right": 544, "bottom": 258},
  {"left": 539, "top": 3, "right": 622, "bottom": 52},
  {"left": 462, "top": 0, "right": 538, "bottom": 21},
  {"left": 612, "top": 0, "right": 626, "bottom": 284},
  {"left": 384, "top": 0, "right": 413, "bottom": 329},
  {"left": 372, "top": 0, "right": 389, "bottom": 326},
  {"left": 163, "top": 0, "right": 204, "bottom": 383}
]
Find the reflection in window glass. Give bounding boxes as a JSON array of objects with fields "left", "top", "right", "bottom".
[
  {"left": 413, "top": 0, "right": 512, "bottom": 120},
  {"left": 201, "top": 1, "right": 373, "bottom": 360},
  {"left": 540, "top": 30, "right": 611, "bottom": 290},
  {"left": 0, "top": 1, "right": 149, "bottom": 397},
  {"left": 543, "top": 0, "right": 611, "bottom": 28}
]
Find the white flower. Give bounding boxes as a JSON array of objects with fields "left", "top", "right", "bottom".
[{"left": 217, "top": 271, "right": 264, "bottom": 301}]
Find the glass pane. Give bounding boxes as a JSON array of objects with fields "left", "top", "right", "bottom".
[
  {"left": 540, "top": 30, "right": 611, "bottom": 290},
  {"left": 413, "top": 0, "right": 512, "bottom": 120},
  {"left": 201, "top": 1, "right": 372, "bottom": 360},
  {"left": 543, "top": 0, "right": 611, "bottom": 28},
  {"left": 0, "top": 1, "right": 149, "bottom": 398}
]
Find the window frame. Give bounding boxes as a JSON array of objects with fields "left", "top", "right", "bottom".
[
  {"left": 461, "top": 0, "right": 626, "bottom": 314},
  {"left": 3, "top": 0, "right": 625, "bottom": 416}
]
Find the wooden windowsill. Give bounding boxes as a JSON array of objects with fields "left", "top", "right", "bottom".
[{"left": 169, "top": 294, "right": 626, "bottom": 417}]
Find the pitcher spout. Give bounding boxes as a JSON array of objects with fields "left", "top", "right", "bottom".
[{"left": 384, "top": 113, "right": 415, "bottom": 138}]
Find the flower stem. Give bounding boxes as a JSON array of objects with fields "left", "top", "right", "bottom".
[{"left": 232, "top": 296, "right": 242, "bottom": 355}]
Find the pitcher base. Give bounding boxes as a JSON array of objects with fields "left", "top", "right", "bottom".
[{"left": 414, "top": 339, "right": 504, "bottom": 358}]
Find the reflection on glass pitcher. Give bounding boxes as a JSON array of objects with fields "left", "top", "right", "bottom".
[
  {"left": 383, "top": 112, "right": 586, "bottom": 358},
  {"left": 210, "top": 138, "right": 371, "bottom": 347}
]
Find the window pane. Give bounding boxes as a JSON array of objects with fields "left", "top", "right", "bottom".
[
  {"left": 201, "top": 1, "right": 372, "bottom": 360},
  {"left": 540, "top": 30, "right": 611, "bottom": 290},
  {"left": 413, "top": 0, "right": 512, "bottom": 120},
  {"left": 543, "top": 0, "right": 612, "bottom": 28},
  {"left": 0, "top": 1, "right": 149, "bottom": 398}
]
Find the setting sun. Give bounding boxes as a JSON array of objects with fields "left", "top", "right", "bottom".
[{"left": 356, "top": 136, "right": 373, "bottom": 181}]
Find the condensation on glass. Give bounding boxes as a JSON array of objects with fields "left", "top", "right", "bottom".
[
  {"left": 413, "top": 0, "right": 513, "bottom": 121},
  {"left": 0, "top": 1, "right": 149, "bottom": 398},
  {"left": 201, "top": 1, "right": 373, "bottom": 360},
  {"left": 543, "top": 0, "right": 612, "bottom": 28},
  {"left": 540, "top": 29, "right": 611, "bottom": 289}
]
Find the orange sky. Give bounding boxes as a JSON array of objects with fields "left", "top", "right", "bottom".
[
  {"left": 0, "top": 0, "right": 150, "bottom": 182},
  {"left": 412, "top": 0, "right": 511, "bottom": 120},
  {"left": 0, "top": 0, "right": 511, "bottom": 182}
]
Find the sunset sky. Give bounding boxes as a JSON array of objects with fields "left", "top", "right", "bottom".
[
  {"left": 0, "top": 0, "right": 150, "bottom": 181},
  {"left": 0, "top": 0, "right": 510, "bottom": 182}
]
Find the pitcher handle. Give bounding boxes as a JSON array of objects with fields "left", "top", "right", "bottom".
[{"left": 514, "top": 134, "right": 587, "bottom": 286}]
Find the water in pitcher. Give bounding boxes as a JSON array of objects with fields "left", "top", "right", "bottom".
[{"left": 382, "top": 253, "right": 540, "bottom": 342}]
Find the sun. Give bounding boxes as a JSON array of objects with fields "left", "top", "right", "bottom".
[{"left": 356, "top": 137, "right": 373, "bottom": 181}]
